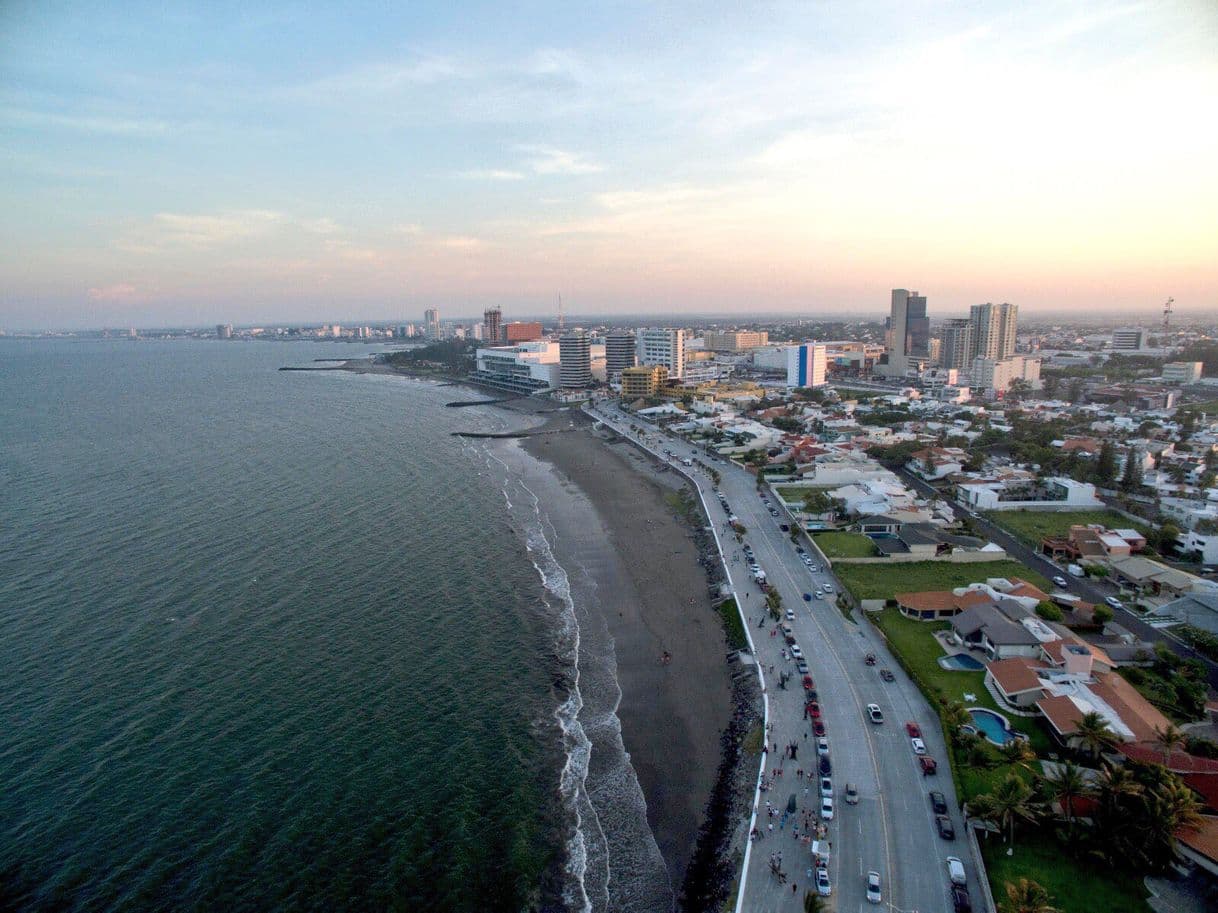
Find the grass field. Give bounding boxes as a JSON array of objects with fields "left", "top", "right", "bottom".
[
  {"left": 812, "top": 531, "right": 876, "bottom": 558},
  {"left": 773, "top": 484, "right": 833, "bottom": 502},
  {"left": 717, "top": 597, "right": 748, "bottom": 652},
  {"left": 983, "top": 509, "right": 1150, "bottom": 547},
  {"left": 980, "top": 830, "right": 1149, "bottom": 913},
  {"left": 834, "top": 560, "right": 1051, "bottom": 602}
]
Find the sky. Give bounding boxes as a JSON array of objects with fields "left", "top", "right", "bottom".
[{"left": 2, "top": 0, "right": 1217, "bottom": 330}]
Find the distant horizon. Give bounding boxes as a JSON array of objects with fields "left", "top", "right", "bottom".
[{"left": 2, "top": 2, "right": 1215, "bottom": 330}]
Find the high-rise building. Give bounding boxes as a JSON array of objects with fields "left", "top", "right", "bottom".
[
  {"left": 939, "top": 318, "right": 974, "bottom": 371},
  {"left": 969, "top": 302, "right": 1018, "bottom": 361},
  {"left": 972, "top": 355, "right": 1041, "bottom": 395},
  {"left": 881, "top": 289, "right": 929, "bottom": 376},
  {"left": 424, "top": 308, "right": 440, "bottom": 340},
  {"left": 1111, "top": 327, "right": 1146, "bottom": 352},
  {"left": 216, "top": 323, "right": 234, "bottom": 339},
  {"left": 620, "top": 365, "right": 668, "bottom": 398},
  {"left": 483, "top": 308, "right": 502, "bottom": 344},
  {"left": 785, "top": 344, "right": 827, "bottom": 388},
  {"left": 559, "top": 329, "right": 592, "bottom": 388},
  {"left": 605, "top": 331, "right": 637, "bottom": 380},
  {"left": 703, "top": 330, "right": 770, "bottom": 352},
  {"left": 636, "top": 328, "right": 686, "bottom": 380},
  {"left": 503, "top": 321, "right": 544, "bottom": 344}
]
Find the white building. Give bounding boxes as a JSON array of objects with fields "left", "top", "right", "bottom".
[
  {"left": 970, "top": 302, "right": 1018, "bottom": 361},
  {"left": 1163, "top": 361, "right": 1203, "bottom": 384},
  {"left": 785, "top": 343, "right": 827, "bottom": 388},
  {"left": 472, "top": 342, "right": 561, "bottom": 394},
  {"left": 559, "top": 330, "right": 592, "bottom": 388},
  {"left": 972, "top": 355, "right": 1041, "bottom": 395},
  {"left": 636, "top": 328, "right": 687, "bottom": 380},
  {"left": 957, "top": 477, "right": 1104, "bottom": 512},
  {"left": 1111, "top": 327, "right": 1146, "bottom": 351}
]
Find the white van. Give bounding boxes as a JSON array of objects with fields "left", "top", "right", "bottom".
[{"left": 946, "top": 856, "right": 966, "bottom": 886}]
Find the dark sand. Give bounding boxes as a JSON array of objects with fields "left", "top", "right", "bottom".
[{"left": 523, "top": 412, "right": 734, "bottom": 888}]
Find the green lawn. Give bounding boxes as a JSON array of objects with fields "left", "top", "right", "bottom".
[
  {"left": 834, "top": 560, "right": 1051, "bottom": 602},
  {"left": 773, "top": 484, "right": 833, "bottom": 502},
  {"left": 983, "top": 509, "right": 1150, "bottom": 547},
  {"left": 812, "top": 531, "right": 876, "bottom": 558},
  {"left": 980, "top": 830, "right": 1149, "bottom": 913}
]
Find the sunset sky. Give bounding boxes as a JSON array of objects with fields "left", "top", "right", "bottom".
[{"left": 2, "top": 1, "right": 1216, "bottom": 329}]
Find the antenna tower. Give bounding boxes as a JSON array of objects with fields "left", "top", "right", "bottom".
[{"left": 1163, "top": 297, "right": 1174, "bottom": 331}]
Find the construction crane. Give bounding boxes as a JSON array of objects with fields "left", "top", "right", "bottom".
[{"left": 1163, "top": 296, "right": 1174, "bottom": 331}]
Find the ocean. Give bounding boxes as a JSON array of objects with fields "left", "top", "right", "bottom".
[{"left": 0, "top": 339, "right": 663, "bottom": 912}]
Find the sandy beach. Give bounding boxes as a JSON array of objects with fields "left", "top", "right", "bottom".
[{"left": 522, "top": 411, "right": 735, "bottom": 893}]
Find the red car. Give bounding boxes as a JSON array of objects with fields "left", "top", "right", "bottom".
[
  {"left": 919, "top": 756, "right": 938, "bottom": 776},
  {"left": 808, "top": 702, "right": 822, "bottom": 719},
  {"left": 802, "top": 675, "right": 815, "bottom": 690},
  {"left": 814, "top": 720, "right": 827, "bottom": 737},
  {"left": 905, "top": 722, "right": 922, "bottom": 739}
]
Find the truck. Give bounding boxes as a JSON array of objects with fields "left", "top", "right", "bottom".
[{"left": 1068, "top": 563, "right": 1085, "bottom": 578}]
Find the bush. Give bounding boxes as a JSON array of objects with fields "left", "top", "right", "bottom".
[
  {"left": 1092, "top": 604, "right": 1114, "bottom": 626},
  {"left": 1036, "top": 601, "right": 1064, "bottom": 622},
  {"left": 1186, "top": 735, "right": 1218, "bottom": 759}
]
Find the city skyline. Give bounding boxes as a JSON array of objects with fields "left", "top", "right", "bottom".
[{"left": 2, "top": 1, "right": 1217, "bottom": 330}]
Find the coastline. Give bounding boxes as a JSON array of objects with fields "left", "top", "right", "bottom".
[{"left": 520, "top": 411, "right": 737, "bottom": 898}]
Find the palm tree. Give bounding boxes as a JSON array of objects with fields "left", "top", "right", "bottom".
[
  {"left": 1043, "top": 760, "right": 1091, "bottom": 829},
  {"left": 942, "top": 700, "right": 971, "bottom": 734},
  {"left": 1000, "top": 737, "right": 1038, "bottom": 773},
  {"left": 1000, "top": 878, "right": 1059, "bottom": 913},
  {"left": 971, "top": 773, "right": 1038, "bottom": 846},
  {"left": 1074, "top": 711, "right": 1117, "bottom": 760},
  {"left": 1152, "top": 723, "right": 1187, "bottom": 766},
  {"left": 1139, "top": 778, "right": 1204, "bottom": 870},
  {"left": 1096, "top": 762, "right": 1143, "bottom": 816}
]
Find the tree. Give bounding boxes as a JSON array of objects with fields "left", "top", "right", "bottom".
[
  {"left": 999, "top": 738, "right": 1038, "bottom": 773},
  {"left": 971, "top": 773, "right": 1038, "bottom": 846},
  {"left": 1091, "top": 604, "right": 1114, "bottom": 627},
  {"left": 1120, "top": 450, "right": 1144, "bottom": 492},
  {"left": 1043, "top": 759, "right": 1091, "bottom": 830},
  {"left": 1000, "top": 878, "right": 1059, "bottom": 913},
  {"left": 942, "top": 700, "right": 972, "bottom": 735},
  {"left": 803, "top": 890, "right": 824, "bottom": 913},
  {"left": 802, "top": 490, "right": 833, "bottom": 516},
  {"left": 1153, "top": 723, "right": 1188, "bottom": 765},
  {"left": 1095, "top": 442, "right": 1117, "bottom": 487},
  {"left": 1035, "top": 601, "right": 1064, "bottom": 622},
  {"left": 1075, "top": 711, "right": 1117, "bottom": 760}
]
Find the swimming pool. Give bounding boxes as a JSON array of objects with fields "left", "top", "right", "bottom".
[
  {"left": 938, "top": 653, "right": 986, "bottom": 671},
  {"left": 968, "top": 708, "right": 1019, "bottom": 746}
]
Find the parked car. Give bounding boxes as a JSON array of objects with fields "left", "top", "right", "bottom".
[
  {"left": 951, "top": 884, "right": 972, "bottom": 912},
  {"left": 780, "top": 524, "right": 789, "bottom": 531},
  {"left": 866, "top": 703, "right": 884, "bottom": 724},
  {"left": 929, "top": 790, "right": 948, "bottom": 815},
  {"left": 911, "top": 737, "right": 927, "bottom": 755},
  {"left": 1053, "top": 575, "right": 1069, "bottom": 588},
  {"left": 1105, "top": 596, "right": 1125, "bottom": 609},
  {"left": 819, "top": 754, "right": 831, "bottom": 776},
  {"left": 820, "top": 797, "right": 834, "bottom": 820},
  {"left": 786, "top": 608, "right": 795, "bottom": 620},
  {"left": 803, "top": 593, "right": 812, "bottom": 601},
  {"left": 790, "top": 644, "right": 803, "bottom": 660},
  {"left": 817, "top": 738, "right": 830, "bottom": 757},
  {"left": 936, "top": 815, "right": 956, "bottom": 840},
  {"left": 796, "top": 660, "right": 810, "bottom": 675},
  {"left": 820, "top": 777, "right": 833, "bottom": 797},
  {"left": 864, "top": 653, "right": 877, "bottom": 666},
  {"left": 844, "top": 782, "right": 858, "bottom": 804},
  {"left": 919, "top": 756, "right": 938, "bottom": 776},
  {"left": 814, "top": 720, "right": 827, "bottom": 737},
  {"left": 879, "top": 668, "right": 895, "bottom": 682},
  {"left": 802, "top": 676, "right": 815, "bottom": 691},
  {"left": 865, "top": 871, "right": 882, "bottom": 904},
  {"left": 946, "top": 856, "right": 967, "bottom": 886},
  {"left": 905, "top": 722, "right": 922, "bottom": 738}
]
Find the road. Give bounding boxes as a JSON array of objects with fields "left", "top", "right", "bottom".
[
  {"left": 896, "top": 468, "right": 1218, "bottom": 689},
  {"left": 588, "top": 402, "right": 977, "bottom": 913}
]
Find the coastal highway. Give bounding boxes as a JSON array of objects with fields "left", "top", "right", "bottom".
[{"left": 588, "top": 402, "right": 977, "bottom": 913}]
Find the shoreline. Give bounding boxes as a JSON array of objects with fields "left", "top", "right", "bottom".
[{"left": 521, "top": 411, "right": 741, "bottom": 900}]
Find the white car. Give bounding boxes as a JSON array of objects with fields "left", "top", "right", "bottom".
[
  {"left": 790, "top": 645, "right": 803, "bottom": 660},
  {"left": 822, "top": 583, "right": 834, "bottom": 593},
  {"left": 816, "top": 866, "right": 832, "bottom": 896},
  {"left": 946, "top": 855, "right": 967, "bottom": 886},
  {"left": 866, "top": 871, "right": 882, "bottom": 904},
  {"left": 785, "top": 608, "right": 794, "bottom": 620},
  {"left": 1105, "top": 596, "right": 1125, "bottom": 609},
  {"left": 820, "top": 776, "right": 833, "bottom": 798},
  {"left": 1053, "top": 575, "right": 1069, "bottom": 588},
  {"left": 911, "top": 737, "right": 927, "bottom": 755},
  {"left": 817, "top": 737, "right": 830, "bottom": 757},
  {"left": 820, "top": 796, "right": 834, "bottom": 820},
  {"left": 866, "top": 703, "right": 884, "bottom": 724}
]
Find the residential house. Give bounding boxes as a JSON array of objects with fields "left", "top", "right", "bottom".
[
  {"left": 1108, "top": 555, "right": 1212, "bottom": 598},
  {"left": 1148, "top": 592, "right": 1218, "bottom": 636},
  {"left": 957, "top": 477, "right": 1104, "bottom": 512}
]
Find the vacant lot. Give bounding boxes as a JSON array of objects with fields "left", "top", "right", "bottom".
[
  {"left": 773, "top": 484, "right": 833, "bottom": 502},
  {"left": 834, "top": 560, "right": 1051, "bottom": 602},
  {"left": 812, "top": 531, "right": 875, "bottom": 558},
  {"left": 984, "top": 509, "right": 1149, "bottom": 547}
]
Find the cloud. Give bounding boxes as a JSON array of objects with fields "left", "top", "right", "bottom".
[
  {"left": 150, "top": 210, "right": 283, "bottom": 246},
  {"left": 458, "top": 169, "right": 526, "bottom": 180},
  {"left": 437, "top": 236, "right": 485, "bottom": 249},
  {"left": 518, "top": 144, "right": 603, "bottom": 175},
  {"left": 392, "top": 222, "right": 424, "bottom": 236},
  {"left": 300, "top": 217, "right": 342, "bottom": 234},
  {"left": 295, "top": 54, "right": 463, "bottom": 96},
  {"left": 87, "top": 283, "right": 140, "bottom": 301},
  {"left": 0, "top": 108, "right": 176, "bottom": 137}
]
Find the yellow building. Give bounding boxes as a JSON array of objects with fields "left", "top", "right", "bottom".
[{"left": 620, "top": 365, "right": 668, "bottom": 398}]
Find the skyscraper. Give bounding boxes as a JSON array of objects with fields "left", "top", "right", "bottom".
[
  {"left": 969, "top": 302, "right": 1018, "bottom": 361},
  {"left": 785, "top": 344, "right": 827, "bottom": 388},
  {"left": 636, "top": 328, "right": 686, "bottom": 380},
  {"left": 559, "top": 329, "right": 592, "bottom": 388},
  {"left": 605, "top": 330, "right": 637, "bottom": 381},
  {"left": 482, "top": 308, "right": 502, "bottom": 344},
  {"left": 883, "top": 289, "right": 929, "bottom": 376},
  {"left": 939, "top": 318, "right": 974, "bottom": 371},
  {"left": 424, "top": 308, "right": 440, "bottom": 340}
]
